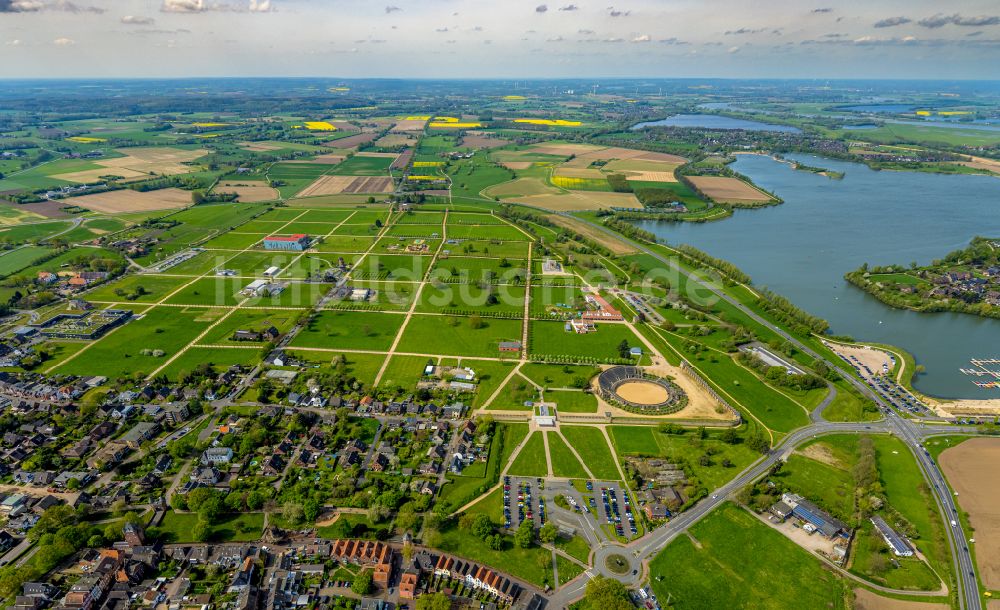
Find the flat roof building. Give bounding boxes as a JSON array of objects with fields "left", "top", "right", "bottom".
[{"left": 263, "top": 234, "right": 310, "bottom": 251}]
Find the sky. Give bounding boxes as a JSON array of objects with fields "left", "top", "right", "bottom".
[{"left": 1, "top": 0, "right": 999, "bottom": 79}]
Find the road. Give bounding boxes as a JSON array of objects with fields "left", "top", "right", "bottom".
[{"left": 552, "top": 215, "right": 982, "bottom": 610}]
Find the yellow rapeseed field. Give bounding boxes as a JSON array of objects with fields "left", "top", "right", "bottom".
[
  {"left": 413, "top": 161, "right": 444, "bottom": 167},
  {"left": 304, "top": 121, "right": 338, "bottom": 131},
  {"left": 402, "top": 115, "right": 432, "bottom": 121},
  {"left": 408, "top": 175, "right": 442, "bottom": 181},
  {"left": 433, "top": 116, "right": 460, "bottom": 123},
  {"left": 66, "top": 136, "right": 107, "bottom": 143},
  {"left": 514, "top": 119, "right": 583, "bottom": 127},
  {"left": 503, "top": 95, "right": 527, "bottom": 100},
  {"left": 191, "top": 122, "right": 229, "bottom": 128},
  {"left": 551, "top": 175, "right": 606, "bottom": 189}
]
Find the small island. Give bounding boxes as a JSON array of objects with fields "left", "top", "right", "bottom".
[{"left": 845, "top": 236, "right": 1000, "bottom": 319}]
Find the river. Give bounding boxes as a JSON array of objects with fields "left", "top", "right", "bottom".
[{"left": 635, "top": 154, "right": 1000, "bottom": 400}]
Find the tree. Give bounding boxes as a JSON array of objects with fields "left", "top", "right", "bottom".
[
  {"left": 471, "top": 514, "right": 493, "bottom": 540},
  {"left": 486, "top": 534, "right": 504, "bottom": 550},
  {"left": 192, "top": 520, "right": 211, "bottom": 542},
  {"left": 514, "top": 520, "right": 534, "bottom": 548},
  {"left": 538, "top": 522, "right": 558, "bottom": 544},
  {"left": 583, "top": 575, "right": 633, "bottom": 610},
  {"left": 746, "top": 430, "right": 770, "bottom": 454},
  {"left": 415, "top": 592, "right": 452, "bottom": 610},
  {"left": 351, "top": 569, "right": 373, "bottom": 595},
  {"left": 282, "top": 501, "right": 305, "bottom": 525}
]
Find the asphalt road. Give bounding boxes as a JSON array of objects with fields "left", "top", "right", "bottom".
[{"left": 553, "top": 215, "right": 982, "bottom": 610}]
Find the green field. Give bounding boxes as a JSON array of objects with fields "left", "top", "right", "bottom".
[
  {"left": 396, "top": 315, "right": 523, "bottom": 358},
  {"left": 649, "top": 503, "right": 848, "bottom": 609},
  {"left": 560, "top": 426, "right": 621, "bottom": 480},
  {"left": 507, "top": 431, "right": 548, "bottom": 477},
  {"left": 290, "top": 310, "right": 406, "bottom": 351},
  {"left": 530, "top": 319, "right": 643, "bottom": 361},
  {"left": 52, "top": 306, "right": 225, "bottom": 378},
  {"left": 547, "top": 432, "right": 589, "bottom": 478}
]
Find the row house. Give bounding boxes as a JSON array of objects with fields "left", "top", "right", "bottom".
[
  {"left": 330, "top": 540, "right": 395, "bottom": 587},
  {"left": 432, "top": 555, "right": 520, "bottom": 605}
]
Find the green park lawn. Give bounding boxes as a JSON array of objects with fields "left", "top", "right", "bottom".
[
  {"left": 290, "top": 310, "right": 405, "bottom": 351},
  {"left": 560, "top": 426, "right": 620, "bottom": 481},
  {"left": 396, "top": 315, "right": 523, "bottom": 358},
  {"left": 649, "top": 503, "right": 848, "bottom": 610}
]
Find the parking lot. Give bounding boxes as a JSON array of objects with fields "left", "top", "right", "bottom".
[{"left": 502, "top": 476, "right": 547, "bottom": 530}]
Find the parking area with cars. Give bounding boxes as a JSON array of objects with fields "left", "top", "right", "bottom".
[{"left": 502, "top": 476, "right": 547, "bottom": 530}]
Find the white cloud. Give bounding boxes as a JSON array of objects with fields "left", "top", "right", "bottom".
[
  {"left": 631, "top": 34, "right": 650, "bottom": 42},
  {"left": 53, "top": 36, "right": 75, "bottom": 45},
  {"left": 5, "top": 39, "right": 22, "bottom": 45},
  {"left": 162, "top": 0, "right": 205, "bottom": 12},
  {"left": 121, "top": 15, "right": 155, "bottom": 25}
]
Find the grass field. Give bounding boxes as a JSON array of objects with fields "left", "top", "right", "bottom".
[
  {"left": 290, "top": 310, "right": 405, "bottom": 351},
  {"left": 157, "top": 511, "right": 265, "bottom": 543},
  {"left": 530, "top": 320, "right": 643, "bottom": 360},
  {"left": 53, "top": 306, "right": 225, "bottom": 378},
  {"left": 649, "top": 503, "right": 848, "bottom": 610},
  {"left": 547, "top": 432, "right": 589, "bottom": 478},
  {"left": 396, "top": 315, "right": 523, "bottom": 358},
  {"left": 507, "top": 431, "right": 548, "bottom": 477},
  {"left": 560, "top": 426, "right": 621, "bottom": 480}
]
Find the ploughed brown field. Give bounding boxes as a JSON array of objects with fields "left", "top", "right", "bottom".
[
  {"left": 69, "top": 187, "right": 193, "bottom": 213},
  {"left": 853, "top": 589, "right": 948, "bottom": 610},
  {"left": 213, "top": 181, "right": 279, "bottom": 203},
  {"left": 297, "top": 176, "right": 394, "bottom": 198},
  {"left": 323, "top": 132, "right": 379, "bottom": 149},
  {"left": 687, "top": 175, "right": 774, "bottom": 203},
  {"left": 939, "top": 437, "right": 1000, "bottom": 590},
  {"left": 461, "top": 134, "right": 510, "bottom": 149}
]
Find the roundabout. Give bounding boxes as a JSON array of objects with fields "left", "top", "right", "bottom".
[
  {"left": 592, "top": 544, "right": 642, "bottom": 585},
  {"left": 605, "top": 553, "right": 631, "bottom": 575}
]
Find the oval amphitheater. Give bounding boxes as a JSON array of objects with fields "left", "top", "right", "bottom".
[{"left": 597, "top": 365, "right": 687, "bottom": 414}]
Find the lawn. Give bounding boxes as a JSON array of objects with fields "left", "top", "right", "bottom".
[
  {"left": 197, "top": 309, "right": 299, "bottom": 345},
  {"left": 290, "top": 310, "right": 406, "bottom": 351},
  {"left": 507, "top": 431, "right": 548, "bottom": 477},
  {"left": 648, "top": 503, "right": 848, "bottom": 610},
  {"left": 284, "top": 349, "right": 385, "bottom": 387},
  {"left": 519, "top": 362, "right": 600, "bottom": 389},
  {"left": 529, "top": 320, "right": 644, "bottom": 361},
  {"left": 779, "top": 451, "right": 855, "bottom": 520},
  {"left": 548, "top": 432, "right": 589, "bottom": 478},
  {"left": 416, "top": 283, "right": 525, "bottom": 315},
  {"left": 85, "top": 274, "right": 192, "bottom": 303},
  {"left": 158, "top": 346, "right": 266, "bottom": 381},
  {"left": 155, "top": 511, "right": 265, "bottom": 543},
  {"left": 53, "top": 306, "right": 225, "bottom": 378},
  {"left": 561, "top": 426, "right": 620, "bottom": 480},
  {"left": 396, "top": 315, "right": 523, "bottom": 358},
  {"left": 545, "top": 390, "right": 598, "bottom": 413}
]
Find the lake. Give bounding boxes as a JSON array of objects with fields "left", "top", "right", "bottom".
[
  {"left": 631, "top": 114, "right": 802, "bottom": 133},
  {"left": 636, "top": 154, "right": 1000, "bottom": 400}
]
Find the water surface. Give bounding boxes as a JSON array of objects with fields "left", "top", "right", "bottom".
[
  {"left": 631, "top": 114, "right": 802, "bottom": 133},
  {"left": 636, "top": 154, "right": 1000, "bottom": 400}
]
